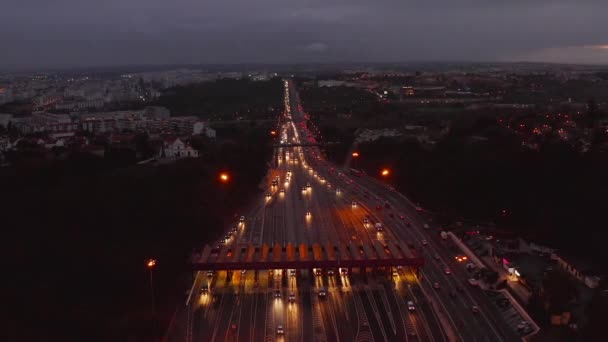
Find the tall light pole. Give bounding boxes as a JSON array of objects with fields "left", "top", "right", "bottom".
[
  {"left": 147, "top": 259, "right": 156, "bottom": 315},
  {"left": 352, "top": 151, "right": 359, "bottom": 170}
]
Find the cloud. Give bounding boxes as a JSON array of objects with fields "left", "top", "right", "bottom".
[
  {"left": 0, "top": 0, "right": 606, "bottom": 69},
  {"left": 297, "top": 42, "right": 329, "bottom": 52}
]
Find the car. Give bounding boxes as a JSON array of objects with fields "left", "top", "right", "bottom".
[
  {"left": 363, "top": 218, "right": 369, "bottom": 224},
  {"left": 231, "top": 226, "right": 238, "bottom": 233},
  {"left": 239, "top": 216, "right": 245, "bottom": 222},
  {"left": 275, "top": 290, "right": 281, "bottom": 298},
  {"left": 302, "top": 186, "right": 308, "bottom": 192},
  {"left": 471, "top": 306, "right": 480, "bottom": 314},
  {"left": 288, "top": 292, "right": 296, "bottom": 303},
  {"left": 315, "top": 269, "right": 322, "bottom": 276},
  {"left": 306, "top": 182, "right": 311, "bottom": 189},
  {"left": 468, "top": 278, "right": 479, "bottom": 286},
  {"left": 351, "top": 201, "right": 357, "bottom": 208},
  {"left": 276, "top": 325, "right": 284, "bottom": 334},
  {"left": 423, "top": 224, "right": 430, "bottom": 229},
  {"left": 241, "top": 269, "right": 246, "bottom": 274},
  {"left": 201, "top": 285, "right": 209, "bottom": 293},
  {"left": 231, "top": 323, "right": 238, "bottom": 331},
  {"left": 399, "top": 215, "right": 405, "bottom": 220},
  {"left": 407, "top": 301, "right": 415, "bottom": 311},
  {"left": 327, "top": 269, "right": 335, "bottom": 275},
  {"left": 421, "top": 240, "right": 428, "bottom": 246},
  {"left": 392, "top": 270, "right": 399, "bottom": 277},
  {"left": 318, "top": 288, "right": 327, "bottom": 297},
  {"left": 225, "top": 233, "right": 232, "bottom": 240},
  {"left": 289, "top": 269, "right": 296, "bottom": 276},
  {"left": 206, "top": 271, "right": 214, "bottom": 277},
  {"left": 444, "top": 268, "right": 452, "bottom": 275},
  {"left": 280, "top": 189, "right": 285, "bottom": 193},
  {"left": 340, "top": 268, "right": 348, "bottom": 276},
  {"left": 336, "top": 188, "right": 341, "bottom": 194},
  {"left": 306, "top": 211, "right": 311, "bottom": 217},
  {"left": 433, "top": 282, "right": 440, "bottom": 289}
]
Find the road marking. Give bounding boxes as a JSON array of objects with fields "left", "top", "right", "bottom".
[
  {"left": 210, "top": 293, "right": 227, "bottom": 342},
  {"left": 311, "top": 291, "right": 328, "bottom": 342},
  {"left": 364, "top": 285, "right": 388, "bottom": 342},
  {"left": 265, "top": 293, "right": 275, "bottom": 342},
  {"left": 377, "top": 286, "right": 397, "bottom": 335},
  {"left": 352, "top": 291, "right": 375, "bottom": 342}
]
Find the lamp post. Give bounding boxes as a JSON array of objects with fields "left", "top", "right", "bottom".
[
  {"left": 147, "top": 259, "right": 156, "bottom": 315},
  {"left": 352, "top": 151, "right": 359, "bottom": 169}
]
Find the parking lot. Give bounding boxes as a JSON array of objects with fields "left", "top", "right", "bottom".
[{"left": 484, "top": 290, "right": 535, "bottom": 336}]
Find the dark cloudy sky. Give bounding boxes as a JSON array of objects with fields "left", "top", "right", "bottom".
[{"left": 1, "top": 0, "right": 607, "bottom": 69}]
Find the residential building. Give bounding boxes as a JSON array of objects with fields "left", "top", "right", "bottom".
[{"left": 160, "top": 137, "right": 199, "bottom": 158}]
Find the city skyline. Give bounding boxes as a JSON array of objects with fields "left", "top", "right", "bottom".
[{"left": 2, "top": 0, "right": 607, "bottom": 70}]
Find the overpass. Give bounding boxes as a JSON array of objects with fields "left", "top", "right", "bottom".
[
  {"left": 192, "top": 240, "right": 424, "bottom": 272},
  {"left": 272, "top": 141, "right": 341, "bottom": 148}
]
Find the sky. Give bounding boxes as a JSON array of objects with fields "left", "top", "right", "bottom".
[{"left": 1, "top": 0, "right": 607, "bottom": 70}]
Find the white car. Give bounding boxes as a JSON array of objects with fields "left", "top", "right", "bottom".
[
  {"left": 351, "top": 201, "right": 357, "bottom": 208},
  {"left": 407, "top": 300, "right": 415, "bottom": 311},
  {"left": 276, "top": 325, "right": 284, "bottom": 334}
]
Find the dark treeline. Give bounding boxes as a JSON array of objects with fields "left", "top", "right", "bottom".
[
  {"left": 4, "top": 124, "right": 274, "bottom": 342},
  {"left": 328, "top": 132, "right": 608, "bottom": 270},
  {"left": 154, "top": 77, "right": 284, "bottom": 119}
]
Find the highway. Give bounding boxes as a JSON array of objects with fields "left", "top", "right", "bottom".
[{"left": 168, "top": 80, "right": 521, "bottom": 342}]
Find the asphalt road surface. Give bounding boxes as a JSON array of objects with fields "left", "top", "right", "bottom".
[{"left": 167, "top": 80, "right": 521, "bottom": 342}]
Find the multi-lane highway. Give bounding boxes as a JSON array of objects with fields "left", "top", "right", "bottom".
[{"left": 168, "top": 80, "right": 522, "bottom": 342}]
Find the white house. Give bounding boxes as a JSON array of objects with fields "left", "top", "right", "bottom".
[{"left": 161, "top": 137, "right": 199, "bottom": 158}]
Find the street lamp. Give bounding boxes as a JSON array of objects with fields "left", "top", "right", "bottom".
[
  {"left": 381, "top": 169, "right": 390, "bottom": 177},
  {"left": 219, "top": 172, "right": 230, "bottom": 183},
  {"left": 147, "top": 259, "right": 156, "bottom": 315},
  {"left": 352, "top": 152, "right": 359, "bottom": 158}
]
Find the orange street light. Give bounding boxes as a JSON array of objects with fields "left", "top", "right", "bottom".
[
  {"left": 219, "top": 172, "right": 230, "bottom": 183},
  {"left": 146, "top": 258, "right": 157, "bottom": 314},
  {"left": 381, "top": 169, "right": 390, "bottom": 177},
  {"left": 352, "top": 152, "right": 360, "bottom": 158},
  {"left": 271, "top": 130, "right": 277, "bottom": 136}
]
